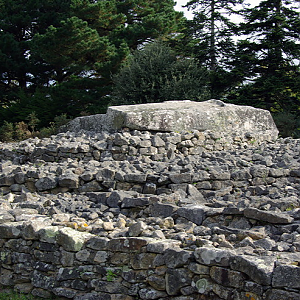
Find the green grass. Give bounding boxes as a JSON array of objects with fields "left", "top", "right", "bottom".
[
  {"left": 0, "top": 288, "right": 54, "bottom": 300},
  {"left": 0, "top": 290, "right": 35, "bottom": 300}
]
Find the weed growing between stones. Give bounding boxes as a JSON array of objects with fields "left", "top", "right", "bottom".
[{"left": 106, "top": 269, "right": 117, "bottom": 282}]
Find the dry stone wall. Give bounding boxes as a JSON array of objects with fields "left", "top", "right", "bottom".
[
  {"left": 0, "top": 128, "right": 300, "bottom": 300},
  {"left": 0, "top": 213, "right": 300, "bottom": 300}
]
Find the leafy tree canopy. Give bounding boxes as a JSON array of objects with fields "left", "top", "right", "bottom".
[
  {"left": 112, "top": 41, "right": 209, "bottom": 105},
  {"left": 0, "top": 0, "right": 184, "bottom": 127},
  {"left": 229, "top": 0, "right": 300, "bottom": 112}
]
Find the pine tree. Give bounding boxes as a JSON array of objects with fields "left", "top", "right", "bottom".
[
  {"left": 185, "top": 0, "right": 244, "bottom": 98},
  {"left": 112, "top": 41, "right": 209, "bottom": 105},
  {"left": 0, "top": 0, "right": 184, "bottom": 126},
  {"left": 231, "top": 0, "right": 300, "bottom": 112}
]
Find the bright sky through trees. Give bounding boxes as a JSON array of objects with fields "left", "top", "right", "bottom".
[{"left": 174, "top": 0, "right": 262, "bottom": 19}]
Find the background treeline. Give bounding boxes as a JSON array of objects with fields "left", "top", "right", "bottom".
[{"left": 0, "top": 0, "right": 300, "bottom": 140}]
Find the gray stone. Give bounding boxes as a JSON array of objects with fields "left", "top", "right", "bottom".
[
  {"left": 186, "top": 184, "right": 205, "bottom": 201},
  {"left": 151, "top": 136, "right": 165, "bottom": 147},
  {"left": 121, "top": 197, "right": 149, "bottom": 208},
  {"left": 38, "top": 226, "right": 59, "bottom": 243},
  {"left": 177, "top": 205, "right": 206, "bottom": 225},
  {"left": 78, "top": 180, "right": 102, "bottom": 192},
  {"left": 147, "top": 274, "right": 166, "bottom": 290},
  {"left": 128, "top": 221, "right": 147, "bottom": 237},
  {"left": 86, "top": 237, "right": 109, "bottom": 250},
  {"left": 194, "top": 247, "right": 236, "bottom": 267},
  {"left": 131, "top": 252, "right": 156, "bottom": 269},
  {"left": 90, "top": 279, "right": 128, "bottom": 294},
  {"left": 32, "top": 270, "right": 58, "bottom": 289},
  {"left": 14, "top": 283, "right": 33, "bottom": 294},
  {"left": 147, "top": 240, "right": 181, "bottom": 253},
  {"left": 108, "top": 237, "right": 150, "bottom": 252},
  {"left": 94, "top": 251, "right": 108, "bottom": 263},
  {"left": 56, "top": 227, "right": 93, "bottom": 252},
  {"left": 74, "top": 292, "right": 107, "bottom": 300},
  {"left": 106, "top": 191, "right": 128, "bottom": 208},
  {"left": 35, "top": 176, "right": 57, "bottom": 191},
  {"left": 272, "top": 264, "right": 300, "bottom": 289},
  {"left": 165, "top": 268, "right": 192, "bottom": 296},
  {"left": 0, "top": 221, "right": 23, "bottom": 238},
  {"left": 244, "top": 207, "right": 294, "bottom": 224},
  {"left": 265, "top": 289, "right": 300, "bottom": 300},
  {"left": 209, "top": 266, "right": 246, "bottom": 288},
  {"left": 63, "top": 101, "right": 279, "bottom": 140},
  {"left": 253, "top": 238, "right": 276, "bottom": 250},
  {"left": 53, "top": 287, "right": 78, "bottom": 298},
  {"left": 143, "top": 182, "right": 157, "bottom": 194},
  {"left": 0, "top": 174, "right": 14, "bottom": 186},
  {"left": 139, "top": 288, "right": 167, "bottom": 300},
  {"left": 22, "top": 218, "right": 52, "bottom": 240},
  {"left": 32, "top": 288, "right": 53, "bottom": 299},
  {"left": 169, "top": 173, "right": 192, "bottom": 184},
  {"left": 57, "top": 267, "right": 80, "bottom": 281},
  {"left": 58, "top": 174, "right": 79, "bottom": 189},
  {"left": 124, "top": 173, "right": 147, "bottom": 183},
  {"left": 164, "top": 248, "right": 192, "bottom": 268},
  {"left": 229, "top": 255, "right": 275, "bottom": 285},
  {"left": 0, "top": 268, "right": 14, "bottom": 285},
  {"left": 0, "top": 210, "right": 14, "bottom": 224},
  {"left": 150, "top": 202, "right": 178, "bottom": 218}
]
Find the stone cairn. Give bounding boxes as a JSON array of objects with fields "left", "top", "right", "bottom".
[{"left": 0, "top": 101, "right": 300, "bottom": 300}]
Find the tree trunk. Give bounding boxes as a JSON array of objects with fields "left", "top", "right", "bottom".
[{"left": 210, "top": 0, "right": 216, "bottom": 72}]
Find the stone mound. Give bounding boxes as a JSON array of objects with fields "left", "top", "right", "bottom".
[
  {"left": 62, "top": 100, "right": 279, "bottom": 142},
  {"left": 0, "top": 109, "right": 299, "bottom": 300}
]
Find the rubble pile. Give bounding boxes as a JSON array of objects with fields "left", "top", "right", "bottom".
[{"left": 0, "top": 127, "right": 299, "bottom": 300}]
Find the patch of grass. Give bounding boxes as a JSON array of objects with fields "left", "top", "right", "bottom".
[
  {"left": 0, "top": 290, "right": 34, "bottom": 300},
  {"left": 0, "top": 288, "right": 55, "bottom": 300}
]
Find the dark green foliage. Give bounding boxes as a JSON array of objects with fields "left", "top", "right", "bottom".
[
  {"left": 231, "top": 0, "right": 300, "bottom": 112},
  {"left": 273, "top": 111, "right": 300, "bottom": 138},
  {"left": 0, "top": 121, "right": 14, "bottom": 142},
  {"left": 111, "top": 42, "right": 209, "bottom": 105},
  {"left": 0, "top": 113, "right": 70, "bottom": 142},
  {"left": 0, "top": 0, "right": 184, "bottom": 129},
  {"left": 185, "top": 0, "right": 244, "bottom": 98}
]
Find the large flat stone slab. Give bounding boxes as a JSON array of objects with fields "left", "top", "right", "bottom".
[{"left": 62, "top": 100, "right": 279, "bottom": 140}]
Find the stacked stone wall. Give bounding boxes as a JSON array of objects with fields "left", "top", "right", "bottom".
[
  {"left": 1, "top": 221, "right": 299, "bottom": 300},
  {"left": 0, "top": 129, "right": 286, "bottom": 198},
  {"left": 0, "top": 129, "right": 300, "bottom": 300}
]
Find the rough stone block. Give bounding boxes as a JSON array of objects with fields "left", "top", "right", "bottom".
[
  {"left": 177, "top": 205, "right": 206, "bottom": 225},
  {"left": 265, "top": 289, "right": 300, "bottom": 300},
  {"left": 35, "top": 176, "right": 57, "bottom": 191},
  {"left": 90, "top": 279, "right": 128, "bottom": 294},
  {"left": 63, "top": 100, "right": 279, "bottom": 143},
  {"left": 229, "top": 255, "right": 275, "bottom": 285},
  {"left": 272, "top": 264, "right": 300, "bottom": 289},
  {"left": 131, "top": 253, "right": 156, "bottom": 269},
  {"left": 108, "top": 237, "right": 150, "bottom": 252},
  {"left": 164, "top": 248, "right": 192, "bottom": 268},
  {"left": 146, "top": 240, "right": 181, "bottom": 253},
  {"left": 0, "top": 211, "right": 14, "bottom": 224},
  {"left": 121, "top": 197, "right": 150, "bottom": 208},
  {"left": 58, "top": 174, "right": 79, "bottom": 189},
  {"left": 0, "top": 222, "right": 23, "bottom": 238},
  {"left": 165, "top": 268, "right": 192, "bottom": 296},
  {"left": 86, "top": 236, "right": 109, "bottom": 250},
  {"left": 150, "top": 202, "right": 178, "bottom": 218},
  {"left": 38, "top": 226, "right": 59, "bottom": 243},
  {"left": 244, "top": 207, "right": 294, "bottom": 224},
  {"left": 139, "top": 288, "right": 167, "bottom": 300},
  {"left": 194, "top": 247, "right": 236, "bottom": 267},
  {"left": 56, "top": 227, "right": 93, "bottom": 252},
  {"left": 209, "top": 266, "right": 246, "bottom": 288}
]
